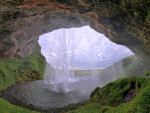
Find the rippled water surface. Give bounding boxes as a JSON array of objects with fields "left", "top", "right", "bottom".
[{"left": 4, "top": 76, "right": 103, "bottom": 109}]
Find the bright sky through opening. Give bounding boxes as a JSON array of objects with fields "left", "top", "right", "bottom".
[{"left": 38, "top": 26, "right": 133, "bottom": 70}]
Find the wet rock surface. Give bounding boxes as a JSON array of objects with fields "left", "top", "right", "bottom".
[{"left": 0, "top": 0, "right": 150, "bottom": 63}]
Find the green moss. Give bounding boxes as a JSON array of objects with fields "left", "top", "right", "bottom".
[
  {"left": 70, "top": 77, "right": 150, "bottom": 113},
  {"left": 144, "top": 70, "right": 150, "bottom": 77},
  {"left": 93, "top": 77, "right": 149, "bottom": 105},
  {"left": 0, "top": 98, "right": 38, "bottom": 113},
  {"left": 0, "top": 54, "right": 46, "bottom": 91},
  {"left": 0, "top": 54, "right": 45, "bottom": 113},
  {"left": 68, "top": 103, "right": 101, "bottom": 113}
]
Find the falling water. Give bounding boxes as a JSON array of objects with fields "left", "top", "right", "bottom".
[
  {"left": 44, "top": 29, "right": 76, "bottom": 92},
  {"left": 68, "top": 29, "right": 75, "bottom": 79},
  {"left": 39, "top": 26, "right": 133, "bottom": 92}
]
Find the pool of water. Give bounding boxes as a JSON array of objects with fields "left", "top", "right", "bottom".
[{"left": 2, "top": 76, "right": 103, "bottom": 109}]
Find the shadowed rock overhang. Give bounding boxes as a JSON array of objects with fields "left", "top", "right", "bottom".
[{"left": 0, "top": 0, "right": 150, "bottom": 64}]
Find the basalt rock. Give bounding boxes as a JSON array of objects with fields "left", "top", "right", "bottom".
[{"left": 0, "top": 0, "right": 150, "bottom": 65}]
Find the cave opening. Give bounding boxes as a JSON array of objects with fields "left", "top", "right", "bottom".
[
  {"left": 11, "top": 25, "right": 133, "bottom": 108},
  {"left": 0, "top": 0, "right": 149, "bottom": 112},
  {"left": 38, "top": 25, "right": 133, "bottom": 92},
  {"left": 2, "top": 26, "right": 134, "bottom": 110}
]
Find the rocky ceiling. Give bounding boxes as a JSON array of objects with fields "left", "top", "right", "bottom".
[{"left": 0, "top": 0, "right": 150, "bottom": 64}]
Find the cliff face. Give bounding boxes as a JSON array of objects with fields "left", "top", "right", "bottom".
[{"left": 0, "top": 0, "right": 150, "bottom": 63}]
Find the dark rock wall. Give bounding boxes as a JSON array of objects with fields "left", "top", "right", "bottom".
[{"left": 0, "top": 0, "right": 149, "bottom": 64}]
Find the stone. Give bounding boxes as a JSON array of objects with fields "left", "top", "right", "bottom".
[{"left": 0, "top": 0, "right": 149, "bottom": 66}]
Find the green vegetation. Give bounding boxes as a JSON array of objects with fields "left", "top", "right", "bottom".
[
  {"left": 70, "top": 77, "right": 150, "bottom": 113},
  {"left": 0, "top": 54, "right": 45, "bottom": 113},
  {"left": 0, "top": 98, "right": 38, "bottom": 113},
  {"left": 0, "top": 0, "right": 149, "bottom": 113},
  {"left": 144, "top": 70, "right": 150, "bottom": 77},
  {"left": 0, "top": 54, "right": 149, "bottom": 113},
  {"left": 0, "top": 54, "right": 46, "bottom": 91},
  {"left": 68, "top": 103, "right": 101, "bottom": 113}
]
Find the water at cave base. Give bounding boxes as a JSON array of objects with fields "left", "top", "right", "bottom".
[
  {"left": 4, "top": 76, "right": 103, "bottom": 109},
  {"left": 2, "top": 27, "right": 133, "bottom": 109}
]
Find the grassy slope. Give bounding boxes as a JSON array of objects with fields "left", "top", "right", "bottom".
[
  {"left": 69, "top": 77, "right": 150, "bottom": 113},
  {"left": 0, "top": 54, "right": 150, "bottom": 113},
  {"left": 0, "top": 54, "right": 46, "bottom": 113},
  {"left": 70, "top": 55, "right": 150, "bottom": 113},
  {"left": 71, "top": 55, "right": 150, "bottom": 113},
  {"left": 0, "top": 98, "right": 37, "bottom": 113}
]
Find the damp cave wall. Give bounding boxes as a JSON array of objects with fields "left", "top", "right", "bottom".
[{"left": 0, "top": 0, "right": 150, "bottom": 67}]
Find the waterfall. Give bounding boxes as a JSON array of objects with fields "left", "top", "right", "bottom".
[
  {"left": 69, "top": 29, "right": 75, "bottom": 79},
  {"left": 44, "top": 29, "right": 75, "bottom": 92},
  {"left": 38, "top": 26, "right": 134, "bottom": 92}
]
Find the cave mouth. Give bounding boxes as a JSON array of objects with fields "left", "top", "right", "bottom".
[
  {"left": 2, "top": 26, "right": 134, "bottom": 111},
  {"left": 38, "top": 25, "right": 133, "bottom": 92},
  {"left": 38, "top": 25, "right": 133, "bottom": 70}
]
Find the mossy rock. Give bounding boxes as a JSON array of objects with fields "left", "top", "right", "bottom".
[
  {"left": 91, "top": 77, "right": 149, "bottom": 106},
  {"left": 71, "top": 77, "right": 150, "bottom": 113},
  {"left": 0, "top": 54, "right": 46, "bottom": 91}
]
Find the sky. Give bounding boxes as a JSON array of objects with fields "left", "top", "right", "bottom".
[{"left": 38, "top": 26, "right": 133, "bottom": 69}]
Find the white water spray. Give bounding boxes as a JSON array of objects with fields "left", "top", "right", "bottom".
[
  {"left": 44, "top": 29, "right": 76, "bottom": 92},
  {"left": 38, "top": 26, "right": 133, "bottom": 93}
]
